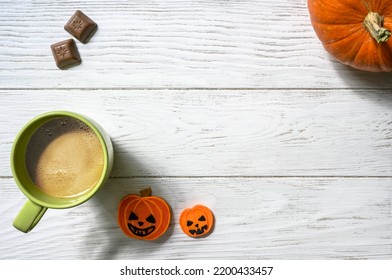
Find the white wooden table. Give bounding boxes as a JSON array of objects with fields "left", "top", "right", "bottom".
[{"left": 1, "top": 0, "right": 391, "bottom": 260}]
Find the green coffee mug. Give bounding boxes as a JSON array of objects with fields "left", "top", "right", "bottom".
[{"left": 11, "top": 111, "right": 114, "bottom": 233}]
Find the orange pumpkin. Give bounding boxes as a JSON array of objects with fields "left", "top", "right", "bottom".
[
  {"left": 179, "top": 205, "right": 214, "bottom": 238},
  {"left": 308, "top": 0, "right": 392, "bottom": 72},
  {"left": 118, "top": 188, "right": 171, "bottom": 240}
]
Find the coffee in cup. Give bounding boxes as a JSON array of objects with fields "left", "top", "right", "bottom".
[
  {"left": 25, "top": 116, "right": 104, "bottom": 198},
  {"left": 12, "top": 111, "right": 114, "bottom": 233}
]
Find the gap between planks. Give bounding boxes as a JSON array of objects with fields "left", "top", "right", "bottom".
[
  {"left": 2, "top": 88, "right": 392, "bottom": 91},
  {"left": 1, "top": 176, "right": 392, "bottom": 179}
]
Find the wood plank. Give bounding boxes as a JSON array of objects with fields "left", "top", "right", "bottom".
[
  {"left": 1, "top": 177, "right": 391, "bottom": 259},
  {"left": 1, "top": 0, "right": 392, "bottom": 89},
  {"left": 1, "top": 89, "right": 392, "bottom": 177}
]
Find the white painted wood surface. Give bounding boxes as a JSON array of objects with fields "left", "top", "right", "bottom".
[
  {"left": 0, "top": 0, "right": 391, "bottom": 260},
  {"left": 1, "top": 0, "right": 392, "bottom": 88},
  {"left": 1, "top": 89, "right": 392, "bottom": 177},
  {"left": 1, "top": 178, "right": 391, "bottom": 259}
]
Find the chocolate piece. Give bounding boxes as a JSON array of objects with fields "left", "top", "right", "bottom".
[
  {"left": 50, "top": 39, "right": 81, "bottom": 69},
  {"left": 64, "top": 10, "right": 97, "bottom": 43}
]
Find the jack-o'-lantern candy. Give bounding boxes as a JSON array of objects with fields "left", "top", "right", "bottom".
[
  {"left": 118, "top": 188, "right": 171, "bottom": 240},
  {"left": 179, "top": 204, "right": 214, "bottom": 238}
]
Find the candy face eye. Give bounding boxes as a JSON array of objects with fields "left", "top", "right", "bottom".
[
  {"left": 187, "top": 220, "right": 193, "bottom": 226},
  {"left": 129, "top": 212, "right": 138, "bottom": 220},
  {"left": 198, "top": 215, "right": 206, "bottom": 221},
  {"left": 146, "top": 214, "right": 156, "bottom": 224}
]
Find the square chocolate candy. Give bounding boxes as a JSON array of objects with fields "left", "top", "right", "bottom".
[
  {"left": 64, "top": 10, "right": 97, "bottom": 43},
  {"left": 50, "top": 39, "right": 81, "bottom": 69}
]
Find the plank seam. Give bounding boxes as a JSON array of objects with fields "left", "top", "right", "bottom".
[
  {"left": 1, "top": 88, "right": 392, "bottom": 91},
  {"left": 1, "top": 176, "right": 392, "bottom": 179}
]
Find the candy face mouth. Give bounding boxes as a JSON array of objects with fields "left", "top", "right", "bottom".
[
  {"left": 189, "top": 225, "right": 208, "bottom": 235},
  {"left": 128, "top": 224, "right": 155, "bottom": 237}
]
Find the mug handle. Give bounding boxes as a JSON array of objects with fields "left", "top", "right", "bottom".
[{"left": 13, "top": 200, "right": 47, "bottom": 233}]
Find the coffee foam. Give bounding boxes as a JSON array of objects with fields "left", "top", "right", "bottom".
[{"left": 25, "top": 117, "right": 104, "bottom": 198}]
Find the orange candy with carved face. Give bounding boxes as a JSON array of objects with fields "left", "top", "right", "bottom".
[
  {"left": 179, "top": 205, "right": 214, "bottom": 238},
  {"left": 118, "top": 188, "right": 171, "bottom": 240}
]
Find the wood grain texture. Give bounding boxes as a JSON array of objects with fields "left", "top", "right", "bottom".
[
  {"left": 1, "top": 177, "right": 391, "bottom": 260},
  {"left": 1, "top": 0, "right": 392, "bottom": 261},
  {"left": 1, "top": 0, "right": 392, "bottom": 89},
  {"left": 1, "top": 89, "right": 392, "bottom": 177}
]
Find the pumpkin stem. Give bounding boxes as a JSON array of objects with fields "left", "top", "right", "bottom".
[
  {"left": 140, "top": 187, "right": 152, "bottom": 197},
  {"left": 363, "top": 12, "right": 391, "bottom": 43}
]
